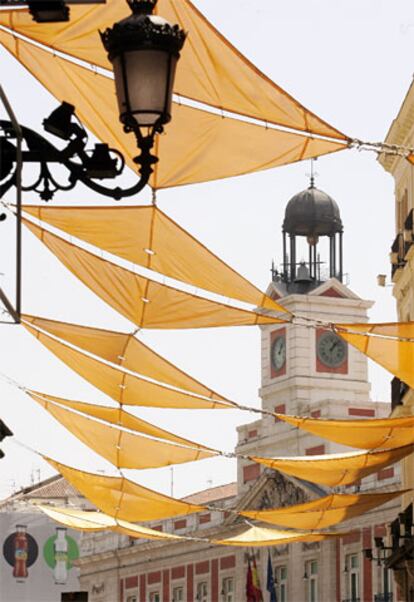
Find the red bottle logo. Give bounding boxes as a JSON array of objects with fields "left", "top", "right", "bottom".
[{"left": 13, "top": 525, "right": 28, "bottom": 581}]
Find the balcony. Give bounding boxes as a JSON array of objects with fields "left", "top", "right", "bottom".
[
  {"left": 390, "top": 209, "right": 414, "bottom": 278},
  {"left": 391, "top": 377, "right": 409, "bottom": 411},
  {"left": 374, "top": 594, "right": 393, "bottom": 602}
]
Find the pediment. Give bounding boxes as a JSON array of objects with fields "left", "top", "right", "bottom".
[
  {"left": 225, "top": 469, "right": 326, "bottom": 526},
  {"left": 309, "top": 278, "right": 361, "bottom": 300}
]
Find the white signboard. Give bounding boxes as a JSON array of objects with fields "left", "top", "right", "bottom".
[{"left": 0, "top": 512, "right": 81, "bottom": 602}]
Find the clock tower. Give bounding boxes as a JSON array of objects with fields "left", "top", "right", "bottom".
[{"left": 236, "top": 180, "right": 392, "bottom": 488}]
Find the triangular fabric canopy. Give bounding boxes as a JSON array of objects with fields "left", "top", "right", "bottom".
[
  {"left": 22, "top": 205, "right": 285, "bottom": 313},
  {"left": 0, "top": 31, "right": 346, "bottom": 189},
  {"left": 22, "top": 315, "right": 227, "bottom": 402},
  {"left": 214, "top": 526, "right": 344, "bottom": 547},
  {"left": 24, "top": 324, "right": 230, "bottom": 409},
  {"left": 23, "top": 219, "right": 282, "bottom": 329},
  {"left": 28, "top": 391, "right": 215, "bottom": 450},
  {"left": 40, "top": 506, "right": 184, "bottom": 542},
  {"left": 46, "top": 458, "right": 205, "bottom": 522},
  {"left": 336, "top": 322, "right": 414, "bottom": 339},
  {"left": 0, "top": 0, "right": 347, "bottom": 139},
  {"left": 241, "top": 490, "right": 406, "bottom": 530},
  {"left": 276, "top": 412, "right": 414, "bottom": 450},
  {"left": 23, "top": 215, "right": 284, "bottom": 329},
  {"left": 335, "top": 325, "right": 414, "bottom": 388},
  {"left": 34, "top": 395, "right": 217, "bottom": 469},
  {"left": 252, "top": 444, "right": 414, "bottom": 487}
]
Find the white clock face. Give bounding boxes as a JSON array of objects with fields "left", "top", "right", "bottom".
[
  {"left": 271, "top": 335, "right": 286, "bottom": 372},
  {"left": 317, "top": 332, "right": 347, "bottom": 368}
]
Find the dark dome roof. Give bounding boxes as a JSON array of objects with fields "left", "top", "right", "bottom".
[{"left": 283, "top": 185, "right": 343, "bottom": 236}]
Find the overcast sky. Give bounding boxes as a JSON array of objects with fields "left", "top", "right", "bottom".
[{"left": 0, "top": 0, "right": 410, "bottom": 501}]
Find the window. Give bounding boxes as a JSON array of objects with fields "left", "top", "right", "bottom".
[
  {"left": 196, "top": 581, "right": 208, "bottom": 602},
  {"left": 305, "top": 560, "right": 318, "bottom": 602},
  {"left": 275, "top": 565, "right": 288, "bottom": 602},
  {"left": 172, "top": 586, "right": 184, "bottom": 602},
  {"left": 126, "top": 597, "right": 137, "bottom": 602},
  {"left": 345, "top": 554, "right": 360, "bottom": 602},
  {"left": 149, "top": 593, "right": 160, "bottom": 602},
  {"left": 221, "top": 577, "right": 234, "bottom": 602},
  {"left": 378, "top": 565, "right": 393, "bottom": 599}
]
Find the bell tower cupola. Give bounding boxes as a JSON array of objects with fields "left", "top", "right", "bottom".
[{"left": 274, "top": 178, "right": 344, "bottom": 293}]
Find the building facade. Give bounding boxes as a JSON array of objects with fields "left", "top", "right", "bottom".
[
  {"left": 378, "top": 87, "right": 414, "bottom": 601},
  {"left": 17, "top": 184, "right": 405, "bottom": 602}
]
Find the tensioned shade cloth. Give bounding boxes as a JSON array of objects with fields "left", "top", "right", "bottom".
[
  {"left": 214, "top": 526, "right": 344, "bottom": 547},
  {"left": 241, "top": 491, "right": 406, "bottom": 530},
  {"left": 0, "top": 32, "right": 347, "bottom": 189},
  {"left": 22, "top": 205, "right": 285, "bottom": 313},
  {"left": 276, "top": 413, "right": 414, "bottom": 450},
  {"left": 336, "top": 322, "right": 414, "bottom": 338},
  {"left": 22, "top": 315, "right": 227, "bottom": 402},
  {"left": 24, "top": 324, "right": 230, "bottom": 409},
  {"left": 28, "top": 390, "right": 215, "bottom": 450},
  {"left": 23, "top": 219, "right": 282, "bottom": 329},
  {"left": 252, "top": 444, "right": 414, "bottom": 487},
  {"left": 46, "top": 458, "right": 205, "bottom": 521},
  {"left": 0, "top": 0, "right": 347, "bottom": 140},
  {"left": 33, "top": 395, "right": 217, "bottom": 469},
  {"left": 335, "top": 324, "right": 414, "bottom": 389},
  {"left": 40, "top": 506, "right": 184, "bottom": 541}
]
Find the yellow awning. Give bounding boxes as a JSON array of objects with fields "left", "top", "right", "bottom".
[
  {"left": 23, "top": 219, "right": 282, "bottom": 329},
  {"left": 34, "top": 395, "right": 217, "bottom": 469},
  {"left": 214, "top": 526, "right": 344, "bottom": 547},
  {"left": 24, "top": 324, "right": 229, "bottom": 409},
  {"left": 0, "top": 31, "right": 346, "bottom": 189},
  {"left": 335, "top": 324, "right": 414, "bottom": 388},
  {"left": 22, "top": 315, "right": 227, "bottom": 402},
  {"left": 39, "top": 506, "right": 183, "bottom": 541},
  {"left": 28, "top": 391, "right": 215, "bottom": 450},
  {"left": 22, "top": 205, "right": 285, "bottom": 313},
  {"left": 336, "top": 322, "right": 414, "bottom": 338},
  {"left": 241, "top": 490, "right": 406, "bottom": 530},
  {"left": 46, "top": 458, "right": 205, "bottom": 522},
  {"left": 276, "top": 412, "right": 414, "bottom": 450},
  {"left": 0, "top": 0, "right": 347, "bottom": 140},
  {"left": 252, "top": 445, "right": 414, "bottom": 487}
]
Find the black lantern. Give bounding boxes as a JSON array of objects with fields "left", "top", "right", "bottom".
[{"left": 100, "top": 0, "right": 186, "bottom": 133}]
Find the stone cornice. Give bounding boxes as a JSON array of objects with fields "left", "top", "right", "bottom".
[{"left": 378, "top": 79, "right": 414, "bottom": 175}]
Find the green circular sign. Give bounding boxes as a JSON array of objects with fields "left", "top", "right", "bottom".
[{"left": 43, "top": 534, "right": 79, "bottom": 570}]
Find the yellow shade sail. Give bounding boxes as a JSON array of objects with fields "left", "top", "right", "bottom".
[
  {"left": 28, "top": 390, "right": 215, "bottom": 450},
  {"left": 24, "top": 324, "right": 229, "bottom": 409},
  {"left": 241, "top": 490, "right": 406, "bottom": 530},
  {"left": 23, "top": 219, "right": 281, "bottom": 329},
  {"left": 39, "top": 506, "right": 183, "bottom": 541},
  {"left": 33, "top": 395, "right": 216, "bottom": 469},
  {"left": 336, "top": 328, "right": 414, "bottom": 389},
  {"left": 214, "top": 526, "right": 344, "bottom": 547},
  {"left": 251, "top": 445, "right": 414, "bottom": 487},
  {"left": 22, "top": 315, "right": 226, "bottom": 402},
  {"left": 22, "top": 205, "right": 285, "bottom": 313},
  {"left": 46, "top": 458, "right": 205, "bottom": 522},
  {"left": 0, "top": 0, "right": 347, "bottom": 140},
  {"left": 0, "top": 31, "right": 347, "bottom": 189},
  {"left": 276, "top": 412, "right": 414, "bottom": 450},
  {"left": 336, "top": 322, "right": 414, "bottom": 339}
]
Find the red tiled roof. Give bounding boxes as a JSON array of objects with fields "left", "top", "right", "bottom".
[{"left": 182, "top": 482, "right": 237, "bottom": 505}]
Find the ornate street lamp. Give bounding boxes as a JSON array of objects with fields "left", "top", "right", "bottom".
[
  {"left": 101, "top": 0, "right": 186, "bottom": 186},
  {"left": 0, "top": 0, "right": 186, "bottom": 202}
]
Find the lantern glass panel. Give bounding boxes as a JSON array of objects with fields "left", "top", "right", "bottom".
[{"left": 114, "top": 49, "right": 177, "bottom": 128}]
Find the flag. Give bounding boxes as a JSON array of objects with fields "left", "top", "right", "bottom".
[
  {"left": 267, "top": 552, "right": 277, "bottom": 602},
  {"left": 247, "top": 555, "right": 264, "bottom": 602}
]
